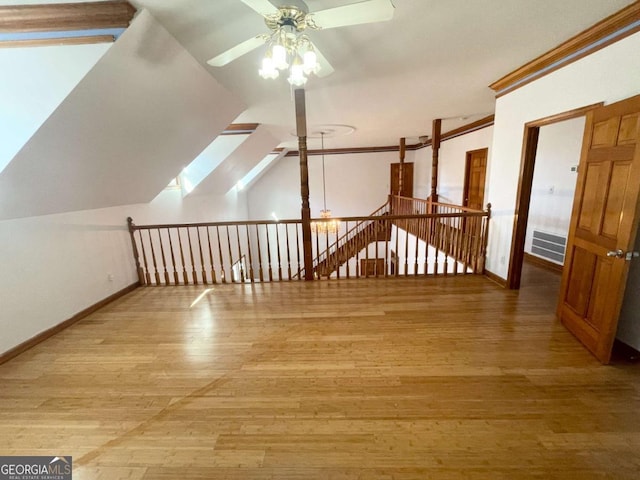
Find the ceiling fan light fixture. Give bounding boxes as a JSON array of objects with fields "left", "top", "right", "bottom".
[
  {"left": 272, "top": 43, "right": 289, "bottom": 70},
  {"left": 259, "top": 57, "right": 279, "bottom": 79},
  {"left": 287, "top": 58, "right": 308, "bottom": 86},
  {"left": 302, "top": 49, "right": 319, "bottom": 75}
]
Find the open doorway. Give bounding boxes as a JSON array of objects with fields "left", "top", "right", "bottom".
[{"left": 506, "top": 103, "right": 603, "bottom": 290}]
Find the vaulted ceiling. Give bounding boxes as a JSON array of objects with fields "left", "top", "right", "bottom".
[
  {"left": 128, "top": 0, "right": 635, "bottom": 148},
  {"left": 0, "top": 0, "right": 635, "bottom": 220}
]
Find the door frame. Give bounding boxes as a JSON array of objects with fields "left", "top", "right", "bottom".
[
  {"left": 506, "top": 102, "right": 604, "bottom": 289},
  {"left": 463, "top": 148, "right": 488, "bottom": 208}
]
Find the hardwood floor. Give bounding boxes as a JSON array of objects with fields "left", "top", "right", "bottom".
[{"left": 1, "top": 266, "right": 639, "bottom": 479}]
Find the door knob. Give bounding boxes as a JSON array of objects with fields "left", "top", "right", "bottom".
[{"left": 607, "top": 249, "right": 625, "bottom": 258}]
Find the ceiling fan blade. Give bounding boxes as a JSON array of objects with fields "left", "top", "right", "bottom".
[
  {"left": 207, "top": 35, "right": 266, "bottom": 67},
  {"left": 312, "top": 43, "right": 334, "bottom": 78},
  {"left": 310, "top": 0, "right": 395, "bottom": 30},
  {"left": 239, "top": 0, "right": 279, "bottom": 16}
]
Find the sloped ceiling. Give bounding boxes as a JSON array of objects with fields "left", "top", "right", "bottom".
[
  {"left": 0, "top": 43, "right": 110, "bottom": 174},
  {"left": 130, "top": 0, "right": 636, "bottom": 149},
  {"left": 190, "top": 125, "right": 279, "bottom": 196},
  {"left": 0, "top": 9, "right": 244, "bottom": 220}
]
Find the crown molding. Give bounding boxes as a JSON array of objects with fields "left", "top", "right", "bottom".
[
  {"left": 282, "top": 115, "right": 495, "bottom": 156},
  {"left": 490, "top": 1, "right": 640, "bottom": 97},
  {"left": 441, "top": 115, "right": 495, "bottom": 142}
]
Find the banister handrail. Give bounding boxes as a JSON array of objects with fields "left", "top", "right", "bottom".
[
  {"left": 127, "top": 199, "right": 491, "bottom": 285},
  {"left": 391, "top": 195, "right": 486, "bottom": 213}
]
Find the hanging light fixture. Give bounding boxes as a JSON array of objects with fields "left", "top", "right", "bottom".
[
  {"left": 257, "top": 7, "right": 321, "bottom": 86},
  {"left": 312, "top": 132, "right": 340, "bottom": 234}
]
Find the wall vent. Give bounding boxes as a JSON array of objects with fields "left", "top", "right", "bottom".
[{"left": 531, "top": 230, "right": 566, "bottom": 264}]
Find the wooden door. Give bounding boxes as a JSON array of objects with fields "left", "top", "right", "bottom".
[
  {"left": 390, "top": 162, "right": 414, "bottom": 197},
  {"left": 463, "top": 149, "right": 487, "bottom": 210},
  {"left": 557, "top": 94, "right": 640, "bottom": 364}
]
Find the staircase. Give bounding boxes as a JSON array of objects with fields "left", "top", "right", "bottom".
[{"left": 315, "top": 215, "right": 391, "bottom": 277}]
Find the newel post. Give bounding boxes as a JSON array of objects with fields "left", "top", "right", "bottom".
[{"left": 127, "top": 217, "right": 145, "bottom": 285}]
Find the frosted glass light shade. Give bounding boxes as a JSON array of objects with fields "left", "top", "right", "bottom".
[{"left": 272, "top": 44, "right": 288, "bottom": 70}]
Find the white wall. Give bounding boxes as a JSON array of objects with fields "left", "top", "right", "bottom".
[
  {"left": 487, "top": 31, "right": 640, "bottom": 279},
  {"left": 412, "top": 146, "right": 432, "bottom": 199},
  {"left": 247, "top": 150, "right": 402, "bottom": 221},
  {"left": 524, "top": 118, "right": 584, "bottom": 260},
  {"left": 438, "top": 127, "right": 494, "bottom": 205},
  {"left": 0, "top": 189, "right": 247, "bottom": 355}
]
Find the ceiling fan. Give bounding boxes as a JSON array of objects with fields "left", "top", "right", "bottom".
[{"left": 207, "top": 0, "right": 395, "bottom": 86}]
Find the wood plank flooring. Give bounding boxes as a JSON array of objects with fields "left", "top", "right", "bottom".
[{"left": 1, "top": 266, "right": 639, "bottom": 479}]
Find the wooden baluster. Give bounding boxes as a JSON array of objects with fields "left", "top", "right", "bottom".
[
  {"left": 235, "top": 225, "right": 245, "bottom": 282},
  {"left": 176, "top": 228, "right": 188, "bottom": 284},
  {"left": 413, "top": 216, "right": 420, "bottom": 275},
  {"left": 246, "top": 225, "right": 255, "bottom": 283},
  {"left": 481, "top": 204, "right": 491, "bottom": 273},
  {"left": 441, "top": 217, "right": 447, "bottom": 275},
  {"left": 225, "top": 225, "right": 234, "bottom": 283},
  {"left": 206, "top": 226, "right": 217, "bottom": 284},
  {"left": 186, "top": 227, "right": 198, "bottom": 285},
  {"left": 196, "top": 226, "right": 207, "bottom": 284},
  {"left": 295, "top": 222, "right": 301, "bottom": 280},
  {"left": 335, "top": 225, "right": 340, "bottom": 280},
  {"left": 343, "top": 220, "right": 350, "bottom": 279},
  {"left": 393, "top": 217, "right": 399, "bottom": 277},
  {"left": 374, "top": 220, "right": 380, "bottom": 278},
  {"left": 148, "top": 230, "right": 160, "bottom": 285},
  {"left": 255, "top": 224, "right": 264, "bottom": 282},
  {"left": 475, "top": 215, "right": 483, "bottom": 273},
  {"left": 354, "top": 221, "right": 361, "bottom": 278},
  {"left": 166, "top": 228, "right": 179, "bottom": 285},
  {"left": 138, "top": 229, "right": 151, "bottom": 285},
  {"left": 422, "top": 220, "right": 429, "bottom": 276},
  {"left": 384, "top": 218, "right": 390, "bottom": 278},
  {"left": 314, "top": 223, "right": 320, "bottom": 279},
  {"left": 215, "top": 226, "right": 226, "bottom": 283},
  {"left": 284, "top": 224, "right": 291, "bottom": 281},
  {"left": 266, "top": 225, "right": 273, "bottom": 282},
  {"left": 364, "top": 221, "right": 370, "bottom": 278},
  {"left": 433, "top": 217, "right": 440, "bottom": 275},
  {"left": 403, "top": 218, "right": 409, "bottom": 276},
  {"left": 157, "top": 229, "right": 170, "bottom": 285},
  {"left": 275, "top": 223, "right": 282, "bottom": 281},
  {"left": 126, "top": 218, "right": 145, "bottom": 286},
  {"left": 465, "top": 215, "right": 473, "bottom": 273},
  {"left": 473, "top": 217, "right": 480, "bottom": 273},
  {"left": 454, "top": 216, "right": 462, "bottom": 275}
]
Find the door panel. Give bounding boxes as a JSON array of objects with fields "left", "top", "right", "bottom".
[
  {"left": 564, "top": 247, "right": 596, "bottom": 316},
  {"left": 591, "top": 117, "right": 619, "bottom": 147},
  {"left": 557, "top": 94, "right": 640, "bottom": 363},
  {"left": 618, "top": 114, "right": 638, "bottom": 144},
  {"left": 602, "top": 162, "right": 630, "bottom": 238}
]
